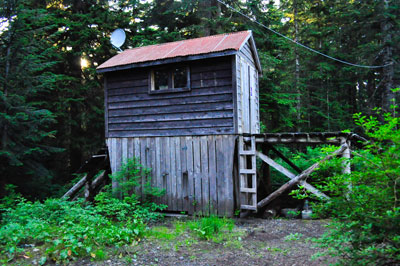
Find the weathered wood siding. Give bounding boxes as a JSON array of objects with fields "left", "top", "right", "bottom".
[
  {"left": 236, "top": 41, "right": 260, "bottom": 134},
  {"left": 107, "top": 135, "right": 237, "bottom": 217},
  {"left": 105, "top": 57, "right": 234, "bottom": 138}
]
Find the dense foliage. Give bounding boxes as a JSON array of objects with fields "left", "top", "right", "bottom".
[
  {"left": 316, "top": 108, "right": 400, "bottom": 265},
  {"left": 0, "top": 1, "right": 399, "bottom": 263},
  {"left": 0, "top": 157, "right": 166, "bottom": 264},
  {"left": 0, "top": 0, "right": 398, "bottom": 200},
  {"left": 287, "top": 106, "right": 400, "bottom": 265}
]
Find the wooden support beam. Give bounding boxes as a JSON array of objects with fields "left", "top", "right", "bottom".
[
  {"left": 267, "top": 144, "right": 302, "bottom": 173},
  {"left": 257, "top": 143, "right": 348, "bottom": 209},
  {"left": 62, "top": 174, "right": 87, "bottom": 199},
  {"left": 261, "top": 144, "right": 271, "bottom": 195},
  {"left": 256, "top": 151, "right": 329, "bottom": 200}
]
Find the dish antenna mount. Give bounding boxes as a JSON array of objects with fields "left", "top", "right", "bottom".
[{"left": 110, "top": 28, "right": 126, "bottom": 51}]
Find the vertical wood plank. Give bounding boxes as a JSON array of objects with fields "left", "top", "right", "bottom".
[
  {"left": 186, "top": 136, "right": 194, "bottom": 215},
  {"left": 109, "top": 138, "right": 117, "bottom": 195},
  {"left": 145, "top": 138, "right": 152, "bottom": 200},
  {"left": 115, "top": 138, "right": 122, "bottom": 198},
  {"left": 155, "top": 137, "right": 161, "bottom": 205},
  {"left": 160, "top": 137, "right": 167, "bottom": 208},
  {"left": 180, "top": 137, "right": 188, "bottom": 212},
  {"left": 127, "top": 138, "right": 134, "bottom": 196},
  {"left": 224, "top": 136, "right": 235, "bottom": 216},
  {"left": 140, "top": 138, "right": 147, "bottom": 200},
  {"left": 216, "top": 136, "right": 225, "bottom": 216},
  {"left": 208, "top": 136, "right": 217, "bottom": 215},
  {"left": 122, "top": 138, "right": 128, "bottom": 164},
  {"left": 134, "top": 138, "right": 141, "bottom": 196},
  {"left": 200, "top": 136, "right": 209, "bottom": 215},
  {"left": 149, "top": 138, "right": 156, "bottom": 196},
  {"left": 104, "top": 77, "right": 109, "bottom": 138},
  {"left": 170, "top": 137, "right": 177, "bottom": 211},
  {"left": 193, "top": 137, "right": 202, "bottom": 214},
  {"left": 165, "top": 137, "right": 172, "bottom": 210},
  {"left": 175, "top": 137, "right": 182, "bottom": 211}
]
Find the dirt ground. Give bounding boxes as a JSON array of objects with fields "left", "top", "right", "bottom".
[{"left": 74, "top": 217, "right": 336, "bottom": 266}]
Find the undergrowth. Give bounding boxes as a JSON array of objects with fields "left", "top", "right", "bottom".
[{"left": 0, "top": 157, "right": 166, "bottom": 264}]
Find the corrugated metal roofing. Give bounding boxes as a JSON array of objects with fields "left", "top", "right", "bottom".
[{"left": 97, "top": 31, "right": 252, "bottom": 71}]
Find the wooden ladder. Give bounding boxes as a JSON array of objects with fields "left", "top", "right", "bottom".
[{"left": 239, "top": 136, "right": 257, "bottom": 211}]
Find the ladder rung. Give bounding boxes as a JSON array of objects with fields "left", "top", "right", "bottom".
[
  {"left": 241, "top": 205, "right": 257, "bottom": 211},
  {"left": 240, "top": 169, "right": 256, "bottom": 174},
  {"left": 240, "top": 150, "right": 255, "bottom": 155},
  {"left": 240, "top": 187, "right": 257, "bottom": 193}
]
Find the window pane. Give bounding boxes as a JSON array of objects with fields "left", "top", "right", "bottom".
[
  {"left": 173, "top": 67, "right": 187, "bottom": 88},
  {"left": 154, "top": 70, "right": 169, "bottom": 90}
]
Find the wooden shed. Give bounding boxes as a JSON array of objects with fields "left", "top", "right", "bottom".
[{"left": 97, "top": 31, "right": 261, "bottom": 216}]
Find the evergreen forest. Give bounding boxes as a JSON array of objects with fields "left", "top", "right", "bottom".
[
  {"left": 1, "top": 0, "right": 400, "bottom": 265},
  {"left": 0, "top": 0, "right": 398, "bottom": 200}
]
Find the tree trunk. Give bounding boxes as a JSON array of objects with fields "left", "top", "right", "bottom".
[
  {"left": 381, "top": 0, "right": 395, "bottom": 113},
  {"left": 294, "top": 0, "right": 301, "bottom": 131},
  {"left": 2, "top": 45, "right": 11, "bottom": 151}
]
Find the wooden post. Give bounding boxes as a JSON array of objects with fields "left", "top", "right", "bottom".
[
  {"left": 341, "top": 139, "right": 351, "bottom": 175},
  {"left": 341, "top": 139, "right": 352, "bottom": 195},
  {"left": 261, "top": 143, "right": 271, "bottom": 195}
]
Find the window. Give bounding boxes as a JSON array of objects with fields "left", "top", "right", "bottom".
[{"left": 150, "top": 66, "right": 190, "bottom": 93}]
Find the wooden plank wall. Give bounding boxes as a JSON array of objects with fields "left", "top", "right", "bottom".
[
  {"left": 107, "top": 135, "right": 237, "bottom": 217},
  {"left": 105, "top": 57, "right": 235, "bottom": 138}
]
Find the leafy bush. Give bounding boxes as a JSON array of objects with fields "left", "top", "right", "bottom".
[{"left": 307, "top": 108, "right": 400, "bottom": 265}]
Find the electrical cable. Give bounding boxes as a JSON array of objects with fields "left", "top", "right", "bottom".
[{"left": 217, "top": 0, "right": 393, "bottom": 69}]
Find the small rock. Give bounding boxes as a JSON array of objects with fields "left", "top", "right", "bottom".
[
  {"left": 33, "top": 248, "right": 40, "bottom": 252},
  {"left": 179, "top": 256, "right": 184, "bottom": 260},
  {"left": 32, "top": 260, "right": 37, "bottom": 265}
]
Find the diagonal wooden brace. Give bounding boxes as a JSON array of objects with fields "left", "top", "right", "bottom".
[
  {"left": 256, "top": 143, "right": 348, "bottom": 209},
  {"left": 256, "top": 151, "right": 329, "bottom": 200}
]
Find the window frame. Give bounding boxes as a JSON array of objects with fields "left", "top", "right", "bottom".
[{"left": 149, "top": 65, "right": 190, "bottom": 94}]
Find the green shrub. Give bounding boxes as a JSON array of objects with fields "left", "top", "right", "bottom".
[
  {"left": 110, "top": 157, "right": 164, "bottom": 200},
  {"left": 304, "top": 107, "right": 400, "bottom": 265}
]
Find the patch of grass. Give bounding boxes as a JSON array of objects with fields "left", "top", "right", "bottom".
[
  {"left": 266, "top": 246, "right": 289, "bottom": 255},
  {"left": 188, "top": 215, "right": 234, "bottom": 240},
  {"left": 284, "top": 233, "right": 303, "bottom": 242},
  {"left": 146, "top": 226, "right": 177, "bottom": 240}
]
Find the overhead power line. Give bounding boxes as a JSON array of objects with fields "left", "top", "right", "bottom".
[{"left": 216, "top": 0, "right": 393, "bottom": 69}]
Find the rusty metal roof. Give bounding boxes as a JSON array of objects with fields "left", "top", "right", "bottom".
[{"left": 98, "top": 31, "right": 254, "bottom": 72}]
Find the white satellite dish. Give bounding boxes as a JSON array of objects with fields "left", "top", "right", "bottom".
[{"left": 110, "top": 29, "right": 126, "bottom": 51}]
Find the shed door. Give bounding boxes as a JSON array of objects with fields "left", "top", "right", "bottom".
[
  {"left": 249, "top": 65, "right": 259, "bottom": 134},
  {"left": 241, "top": 58, "right": 250, "bottom": 133},
  {"left": 240, "top": 58, "right": 259, "bottom": 134}
]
